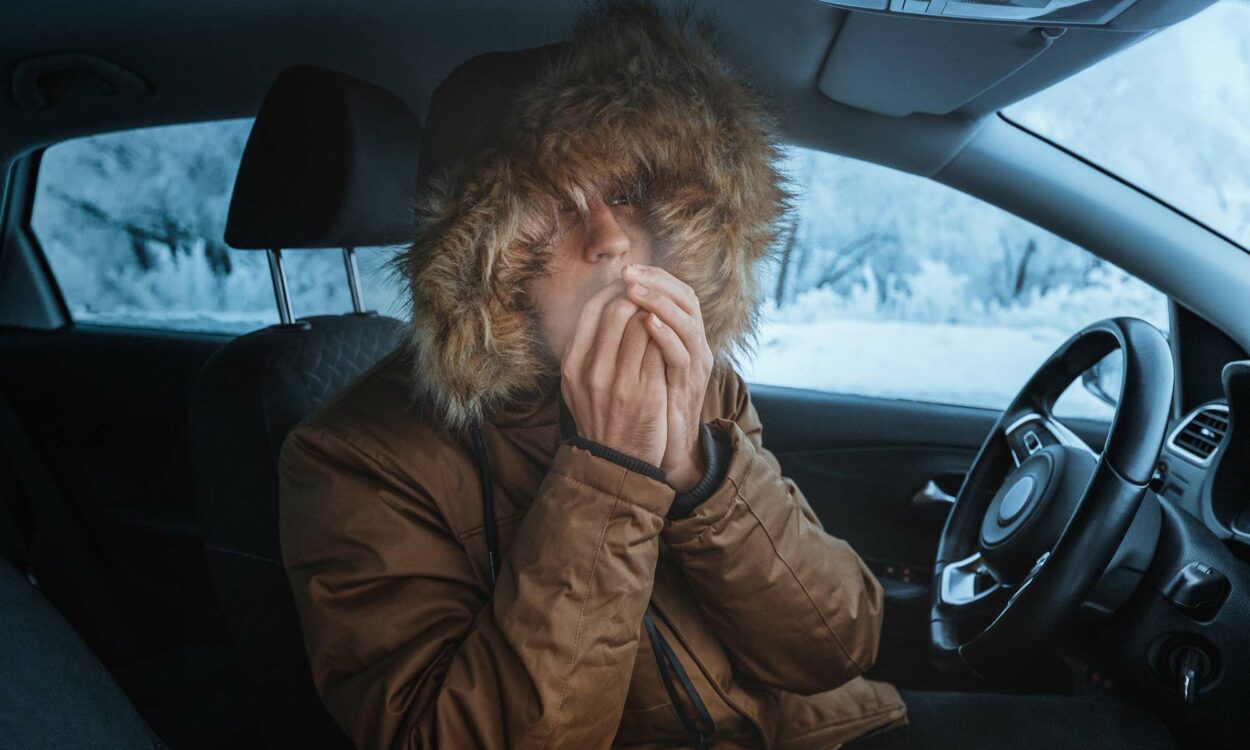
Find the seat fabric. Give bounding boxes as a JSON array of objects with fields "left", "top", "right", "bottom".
[
  {"left": 0, "top": 555, "right": 167, "bottom": 750},
  {"left": 191, "top": 313, "right": 406, "bottom": 749}
]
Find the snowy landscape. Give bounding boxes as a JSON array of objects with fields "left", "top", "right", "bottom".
[{"left": 29, "top": 1, "right": 1248, "bottom": 419}]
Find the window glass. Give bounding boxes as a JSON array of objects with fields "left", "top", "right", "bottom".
[
  {"left": 356, "top": 246, "right": 409, "bottom": 319},
  {"left": 32, "top": 119, "right": 275, "bottom": 333},
  {"left": 740, "top": 147, "right": 1169, "bottom": 419},
  {"left": 31, "top": 119, "right": 411, "bottom": 334},
  {"left": 282, "top": 246, "right": 407, "bottom": 320},
  {"left": 1005, "top": 0, "right": 1250, "bottom": 248}
]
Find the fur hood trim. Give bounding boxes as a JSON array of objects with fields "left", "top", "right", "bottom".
[{"left": 392, "top": 0, "right": 790, "bottom": 432}]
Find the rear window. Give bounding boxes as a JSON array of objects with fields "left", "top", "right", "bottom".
[{"left": 30, "top": 119, "right": 407, "bottom": 334}]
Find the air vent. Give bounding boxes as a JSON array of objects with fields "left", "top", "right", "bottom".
[{"left": 1168, "top": 404, "right": 1230, "bottom": 465}]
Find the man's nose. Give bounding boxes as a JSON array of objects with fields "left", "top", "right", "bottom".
[{"left": 581, "top": 202, "right": 631, "bottom": 264}]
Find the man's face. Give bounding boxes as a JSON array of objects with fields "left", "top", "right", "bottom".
[{"left": 526, "top": 189, "right": 655, "bottom": 364}]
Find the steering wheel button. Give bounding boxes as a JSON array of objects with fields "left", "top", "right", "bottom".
[{"left": 1023, "top": 430, "right": 1043, "bottom": 455}]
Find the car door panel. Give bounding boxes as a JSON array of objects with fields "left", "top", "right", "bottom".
[
  {"left": 0, "top": 323, "right": 230, "bottom": 650},
  {"left": 748, "top": 383, "right": 1111, "bottom": 686},
  {"left": 751, "top": 385, "right": 992, "bottom": 559}
]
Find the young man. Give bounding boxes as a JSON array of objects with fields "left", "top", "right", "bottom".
[
  {"left": 279, "top": 2, "right": 903, "bottom": 747},
  {"left": 277, "top": 2, "right": 1171, "bottom": 749}
]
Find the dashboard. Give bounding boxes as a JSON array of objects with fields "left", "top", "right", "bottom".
[
  {"left": 1157, "top": 360, "right": 1250, "bottom": 553},
  {"left": 1098, "top": 359, "right": 1249, "bottom": 749},
  {"left": 995, "top": 360, "right": 1248, "bottom": 748}
]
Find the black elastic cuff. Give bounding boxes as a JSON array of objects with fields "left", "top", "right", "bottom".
[
  {"left": 566, "top": 436, "right": 667, "bottom": 484},
  {"left": 667, "top": 423, "right": 731, "bottom": 520}
]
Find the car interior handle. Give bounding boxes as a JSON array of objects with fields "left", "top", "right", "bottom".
[{"left": 912, "top": 479, "right": 957, "bottom": 511}]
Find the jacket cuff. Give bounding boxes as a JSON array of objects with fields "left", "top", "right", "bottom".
[
  {"left": 553, "top": 443, "right": 675, "bottom": 516},
  {"left": 661, "top": 417, "right": 754, "bottom": 545},
  {"left": 667, "top": 423, "right": 731, "bottom": 519},
  {"left": 565, "top": 436, "right": 666, "bottom": 483}
]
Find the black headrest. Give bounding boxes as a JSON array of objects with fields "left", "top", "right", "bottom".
[{"left": 225, "top": 66, "right": 421, "bottom": 250}]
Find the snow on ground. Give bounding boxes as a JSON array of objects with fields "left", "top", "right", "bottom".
[
  {"left": 76, "top": 309, "right": 276, "bottom": 335},
  {"left": 741, "top": 317, "right": 1114, "bottom": 419}
]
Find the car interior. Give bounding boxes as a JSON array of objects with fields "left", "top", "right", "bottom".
[{"left": 1, "top": 0, "right": 1248, "bottom": 748}]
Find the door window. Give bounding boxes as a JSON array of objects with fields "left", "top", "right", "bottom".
[{"left": 740, "top": 147, "right": 1169, "bottom": 419}]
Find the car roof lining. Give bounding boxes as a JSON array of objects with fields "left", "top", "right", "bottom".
[
  {"left": 6, "top": 0, "right": 1245, "bottom": 349},
  {"left": 0, "top": 0, "right": 1219, "bottom": 176}
]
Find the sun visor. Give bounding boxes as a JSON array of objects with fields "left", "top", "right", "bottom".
[{"left": 817, "top": 14, "right": 1060, "bottom": 117}]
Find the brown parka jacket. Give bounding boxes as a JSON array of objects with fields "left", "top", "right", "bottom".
[
  {"left": 279, "top": 349, "right": 906, "bottom": 749},
  {"left": 278, "top": 2, "right": 907, "bottom": 747}
]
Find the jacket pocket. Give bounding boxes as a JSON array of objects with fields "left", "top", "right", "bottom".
[{"left": 615, "top": 624, "right": 690, "bottom": 744}]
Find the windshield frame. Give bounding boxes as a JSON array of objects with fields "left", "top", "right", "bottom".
[{"left": 995, "top": 111, "right": 1250, "bottom": 257}]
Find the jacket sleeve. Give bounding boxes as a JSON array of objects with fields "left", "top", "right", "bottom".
[
  {"left": 278, "top": 423, "right": 676, "bottom": 750},
  {"left": 659, "top": 368, "right": 886, "bottom": 696}
]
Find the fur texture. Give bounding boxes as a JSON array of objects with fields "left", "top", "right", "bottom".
[{"left": 391, "top": 0, "right": 791, "bottom": 431}]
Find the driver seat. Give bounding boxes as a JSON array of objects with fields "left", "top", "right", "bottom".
[{"left": 189, "top": 66, "right": 420, "bottom": 749}]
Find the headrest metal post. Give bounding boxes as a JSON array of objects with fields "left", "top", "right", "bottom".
[
  {"left": 267, "top": 248, "right": 295, "bottom": 325},
  {"left": 342, "top": 247, "right": 365, "bottom": 314}
]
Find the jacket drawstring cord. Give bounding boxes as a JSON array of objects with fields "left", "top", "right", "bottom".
[{"left": 469, "top": 418, "right": 715, "bottom": 747}]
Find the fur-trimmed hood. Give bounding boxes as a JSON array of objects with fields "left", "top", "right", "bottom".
[{"left": 390, "top": 0, "right": 790, "bottom": 431}]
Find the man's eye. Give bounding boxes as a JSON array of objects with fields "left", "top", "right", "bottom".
[{"left": 608, "top": 194, "right": 635, "bottom": 207}]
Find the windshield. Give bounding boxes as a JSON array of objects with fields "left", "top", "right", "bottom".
[{"left": 1005, "top": 0, "right": 1250, "bottom": 249}]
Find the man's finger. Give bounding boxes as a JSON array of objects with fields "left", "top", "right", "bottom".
[
  {"left": 618, "top": 310, "right": 651, "bottom": 380},
  {"left": 641, "top": 338, "right": 665, "bottom": 385},
  {"left": 625, "top": 282, "right": 701, "bottom": 351},
  {"left": 587, "top": 292, "right": 641, "bottom": 385},
  {"left": 642, "top": 312, "right": 691, "bottom": 376},
  {"left": 622, "top": 264, "right": 701, "bottom": 317},
  {"left": 563, "top": 279, "right": 625, "bottom": 372}
]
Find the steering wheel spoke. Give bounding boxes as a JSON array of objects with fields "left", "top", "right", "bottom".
[
  {"left": 1004, "top": 413, "right": 1096, "bottom": 466},
  {"left": 939, "top": 552, "right": 1003, "bottom": 608},
  {"left": 1005, "top": 550, "right": 1050, "bottom": 609}
]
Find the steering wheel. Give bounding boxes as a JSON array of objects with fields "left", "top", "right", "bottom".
[{"left": 929, "top": 317, "right": 1173, "bottom": 681}]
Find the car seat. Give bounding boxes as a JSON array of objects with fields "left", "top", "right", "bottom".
[{"left": 189, "top": 65, "right": 420, "bottom": 749}]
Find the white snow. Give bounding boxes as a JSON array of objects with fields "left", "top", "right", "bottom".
[{"left": 741, "top": 316, "right": 1113, "bottom": 419}]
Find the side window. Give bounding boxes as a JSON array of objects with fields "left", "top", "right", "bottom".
[
  {"left": 741, "top": 147, "right": 1169, "bottom": 420},
  {"left": 30, "top": 120, "right": 408, "bottom": 334}
]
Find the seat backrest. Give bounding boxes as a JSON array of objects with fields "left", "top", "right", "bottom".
[
  {"left": 0, "top": 387, "right": 140, "bottom": 665},
  {"left": 189, "top": 65, "right": 420, "bottom": 750},
  {"left": 0, "top": 555, "right": 167, "bottom": 749},
  {"left": 191, "top": 315, "right": 405, "bottom": 749}
]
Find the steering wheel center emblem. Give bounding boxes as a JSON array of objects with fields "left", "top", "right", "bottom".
[{"left": 997, "top": 475, "right": 1036, "bottom": 526}]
